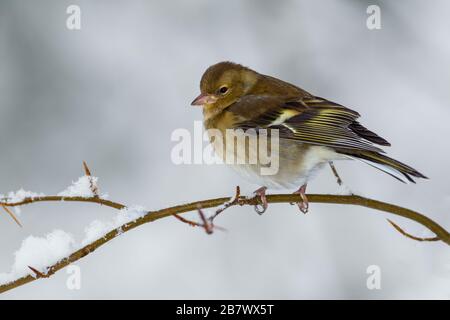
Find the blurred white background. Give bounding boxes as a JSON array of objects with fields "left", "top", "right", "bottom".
[{"left": 0, "top": 0, "right": 449, "bottom": 299}]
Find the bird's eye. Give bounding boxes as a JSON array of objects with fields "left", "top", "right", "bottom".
[{"left": 218, "top": 86, "right": 228, "bottom": 94}]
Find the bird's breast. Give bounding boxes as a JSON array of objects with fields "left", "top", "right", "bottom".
[{"left": 203, "top": 111, "right": 343, "bottom": 189}]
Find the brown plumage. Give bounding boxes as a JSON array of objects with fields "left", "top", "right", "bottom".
[{"left": 191, "top": 61, "right": 427, "bottom": 195}]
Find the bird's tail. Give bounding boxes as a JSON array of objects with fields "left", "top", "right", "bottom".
[{"left": 338, "top": 150, "right": 428, "bottom": 183}]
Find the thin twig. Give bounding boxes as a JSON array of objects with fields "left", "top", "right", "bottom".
[
  {"left": 387, "top": 219, "right": 440, "bottom": 242},
  {"left": 1, "top": 205, "right": 22, "bottom": 227},
  {"left": 197, "top": 206, "right": 213, "bottom": 234}
]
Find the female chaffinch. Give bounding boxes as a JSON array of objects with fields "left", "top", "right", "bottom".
[{"left": 191, "top": 61, "right": 427, "bottom": 213}]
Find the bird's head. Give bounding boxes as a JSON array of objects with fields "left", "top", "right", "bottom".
[{"left": 191, "top": 61, "right": 258, "bottom": 114}]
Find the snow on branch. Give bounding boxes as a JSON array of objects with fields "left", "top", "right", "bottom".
[{"left": 0, "top": 162, "right": 448, "bottom": 294}]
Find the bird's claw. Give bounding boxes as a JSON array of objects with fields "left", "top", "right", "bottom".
[
  {"left": 293, "top": 184, "right": 309, "bottom": 214},
  {"left": 253, "top": 186, "right": 268, "bottom": 215},
  {"left": 297, "top": 200, "right": 309, "bottom": 214}
]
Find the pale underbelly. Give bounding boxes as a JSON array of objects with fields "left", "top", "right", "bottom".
[{"left": 214, "top": 136, "right": 345, "bottom": 189}]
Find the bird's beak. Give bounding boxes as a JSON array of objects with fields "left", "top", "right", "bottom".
[{"left": 191, "top": 93, "right": 218, "bottom": 106}]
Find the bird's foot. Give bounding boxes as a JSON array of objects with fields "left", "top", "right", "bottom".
[
  {"left": 293, "top": 184, "right": 309, "bottom": 214},
  {"left": 253, "top": 186, "right": 268, "bottom": 215}
]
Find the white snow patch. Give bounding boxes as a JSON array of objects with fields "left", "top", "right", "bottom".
[
  {"left": 0, "top": 230, "right": 75, "bottom": 285},
  {"left": 57, "top": 175, "right": 106, "bottom": 198},
  {"left": 0, "top": 189, "right": 45, "bottom": 204},
  {"left": 0, "top": 205, "right": 148, "bottom": 285}
]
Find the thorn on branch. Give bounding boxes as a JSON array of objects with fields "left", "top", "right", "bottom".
[
  {"left": 83, "top": 161, "right": 99, "bottom": 198},
  {"left": 197, "top": 206, "right": 213, "bottom": 234},
  {"left": 2, "top": 205, "right": 23, "bottom": 227},
  {"left": 28, "top": 266, "right": 50, "bottom": 279},
  {"left": 387, "top": 219, "right": 440, "bottom": 242},
  {"left": 173, "top": 207, "right": 226, "bottom": 234},
  {"left": 329, "top": 161, "right": 343, "bottom": 186}
]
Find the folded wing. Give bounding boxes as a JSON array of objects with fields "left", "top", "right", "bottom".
[{"left": 230, "top": 95, "right": 390, "bottom": 153}]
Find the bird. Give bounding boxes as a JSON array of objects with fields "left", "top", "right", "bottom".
[{"left": 191, "top": 61, "right": 427, "bottom": 213}]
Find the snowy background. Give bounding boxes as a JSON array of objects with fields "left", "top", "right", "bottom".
[{"left": 0, "top": 0, "right": 449, "bottom": 299}]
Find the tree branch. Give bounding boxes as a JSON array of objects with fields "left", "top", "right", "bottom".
[
  {"left": 1, "top": 196, "right": 126, "bottom": 210},
  {"left": 0, "top": 190, "right": 448, "bottom": 294}
]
